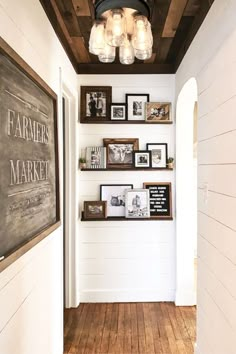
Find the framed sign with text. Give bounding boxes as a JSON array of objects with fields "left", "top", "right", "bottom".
[
  {"left": 0, "top": 38, "right": 60, "bottom": 272},
  {"left": 143, "top": 182, "right": 172, "bottom": 219}
]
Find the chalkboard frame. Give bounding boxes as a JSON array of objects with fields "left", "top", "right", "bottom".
[
  {"left": 143, "top": 182, "right": 172, "bottom": 219},
  {"left": 0, "top": 37, "right": 60, "bottom": 273}
]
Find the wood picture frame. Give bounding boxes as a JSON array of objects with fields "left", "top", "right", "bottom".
[
  {"left": 110, "top": 103, "right": 127, "bottom": 121},
  {"left": 133, "top": 150, "right": 151, "bottom": 168},
  {"left": 80, "top": 86, "right": 112, "bottom": 123},
  {"left": 145, "top": 102, "right": 171, "bottom": 122},
  {"left": 100, "top": 184, "right": 133, "bottom": 218},
  {"left": 83, "top": 201, "right": 107, "bottom": 220},
  {"left": 143, "top": 182, "right": 172, "bottom": 219},
  {"left": 146, "top": 143, "right": 168, "bottom": 168},
  {"left": 103, "top": 138, "right": 139, "bottom": 169},
  {"left": 0, "top": 37, "right": 60, "bottom": 273},
  {"left": 126, "top": 94, "right": 150, "bottom": 121}
]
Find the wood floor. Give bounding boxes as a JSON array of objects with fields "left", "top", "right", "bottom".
[{"left": 64, "top": 303, "right": 196, "bottom": 354}]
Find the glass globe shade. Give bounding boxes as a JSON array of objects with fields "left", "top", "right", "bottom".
[
  {"left": 134, "top": 48, "right": 152, "bottom": 60},
  {"left": 132, "top": 15, "right": 153, "bottom": 51},
  {"left": 119, "top": 38, "right": 134, "bottom": 65},
  {"left": 105, "top": 9, "right": 126, "bottom": 47},
  {"left": 99, "top": 43, "right": 116, "bottom": 63},
  {"left": 89, "top": 22, "right": 105, "bottom": 55}
]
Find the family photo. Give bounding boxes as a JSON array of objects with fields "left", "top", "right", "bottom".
[{"left": 86, "top": 91, "right": 106, "bottom": 117}]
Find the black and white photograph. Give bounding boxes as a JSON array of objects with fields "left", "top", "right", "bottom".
[
  {"left": 133, "top": 150, "right": 151, "bottom": 168},
  {"left": 80, "top": 86, "right": 112, "bottom": 122},
  {"left": 111, "top": 103, "right": 127, "bottom": 121},
  {"left": 126, "top": 94, "right": 150, "bottom": 121},
  {"left": 83, "top": 201, "right": 107, "bottom": 220},
  {"left": 146, "top": 102, "right": 171, "bottom": 122},
  {"left": 146, "top": 143, "right": 168, "bottom": 168},
  {"left": 125, "top": 189, "right": 150, "bottom": 218},
  {"left": 100, "top": 184, "right": 133, "bottom": 217},
  {"left": 103, "top": 138, "right": 139, "bottom": 168},
  {"left": 86, "top": 146, "right": 106, "bottom": 169}
]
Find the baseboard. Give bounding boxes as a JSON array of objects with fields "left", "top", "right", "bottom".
[
  {"left": 79, "top": 289, "right": 175, "bottom": 303},
  {"left": 175, "top": 289, "right": 196, "bottom": 306}
]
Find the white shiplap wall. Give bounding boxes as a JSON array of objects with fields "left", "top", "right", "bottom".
[
  {"left": 176, "top": 0, "right": 236, "bottom": 353},
  {"left": 78, "top": 74, "right": 176, "bottom": 302},
  {"left": 0, "top": 0, "right": 78, "bottom": 353}
]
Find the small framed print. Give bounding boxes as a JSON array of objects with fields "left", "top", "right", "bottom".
[
  {"left": 146, "top": 143, "right": 168, "bottom": 168},
  {"left": 143, "top": 183, "right": 172, "bottom": 219},
  {"left": 100, "top": 184, "right": 133, "bottom": 217},
  {"left": 126, "top": 94, "right": 150, "bottom": 121},
  {"left": 103, "top": 138, "right": 139, "bottom": 169},
  {"left": 111, "top": 103, "right": 127, "bottom": 121},
  {"left": 125, "top": 189, "right": 150, "bottom": 218},
  {"left": 84, "top": 201, "right": 107, "bottom": 219},
  {"left": 80, "top": 86, "right": 112, "bottom": 122},
  {"left": 133, "top": 150, "right": 151, "bottom": 168},
  {"left": 146, "top": 102, "right": 171, "bottom": 122}
]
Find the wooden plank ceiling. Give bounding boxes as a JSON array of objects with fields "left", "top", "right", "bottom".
[{"left": 39, "top": 0, "right": 215, "bottom": 74}]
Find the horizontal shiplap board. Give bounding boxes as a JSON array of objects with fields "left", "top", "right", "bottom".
[
  {"left": 198, "top": 164, "right": 236, "bottom": 197},
  {"left": 198, "top": 188, "right": 236, "bottom": 231},
  {"left": 198, "top": 212, "right": 236, "bottom": 265},
  {"left": 79, "top": 242, "right": 174, "bottom": 260},
  {"left": 79, "top": 171, "right": 175, "bottom": 183},
  {"left": 198, "top": 257, "right": 236, "bottom": 331},
  {"left": 198, "top": 130, "right": 236, "bottom": 165},
  {"left": 198, "top": 235, "right": 236, "bottom": 299}
]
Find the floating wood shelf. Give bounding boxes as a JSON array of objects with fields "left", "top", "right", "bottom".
[
  {"left": 81, "top": 167, "right": 173, "bottom": 171},
  {"left": 81, "top": 214, "right": 173, "bottom": 222},
  {"left": 80, "top": 120, "right": 173, "bottom": 124}
]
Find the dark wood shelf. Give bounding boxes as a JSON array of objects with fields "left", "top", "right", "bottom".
[
  {"left": 81, "top": 167, "right": 173, "bottom": 171},
  {"left": 81, "top": 215, "right": 173, "bottom": 222},
  {"left": 80, "top": 120, "right": 173, "bottom": 124}
]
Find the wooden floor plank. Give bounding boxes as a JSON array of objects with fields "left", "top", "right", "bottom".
[{"left": 64, "top": 302, "right": 196, "bottom": 354}]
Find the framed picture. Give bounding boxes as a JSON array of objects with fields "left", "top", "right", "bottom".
[
  {"left": 0, "top": 38, "right": 60, "bottom": 272},
  {"left": 146, "top": 143, "right": 168, "bottom": 168},
  {"left": 100, "top": 184, "right": 133, "bottom": 217},
  {"left": 133, "top": 150, "right": 151, "bottom": 168},
  {"left": 80, "top": 86, "right": 112, "bottom": 122},
  {"left": 83, "top": 201, "right": 107, "bottom": 220},
  {"left": 126, "top": 94, "right": 150, "bottom": 121},
  {"left": 143, "top": 183, "right": 172, "bottom": 219},
  {"left": 111, "top": 103, "right": 127, "bottom": 121},
  {"left": 103, "top": 138, "right": 139, "bottom": 169},
  {"left": 125, "top": 189, "right": 150, "bottom": 218},
  {"left": 146, "top": 102, "right": 171, "bottom": 122},
  {"left": 86, "top": 146, "right": 106, "bottom": 169}
]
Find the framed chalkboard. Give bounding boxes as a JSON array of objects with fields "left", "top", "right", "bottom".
[
  {"left": 143, "top": 182, "right": 172, "bottom": 219},
  {"left": 0, "top": 38, "right": 60, "bottom": 272}
]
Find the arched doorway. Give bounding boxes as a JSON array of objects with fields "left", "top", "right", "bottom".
[{"left": 175, "top": 78, "right": 198, "bottom": 306}]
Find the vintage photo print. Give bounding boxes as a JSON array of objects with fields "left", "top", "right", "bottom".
[
  {"left": 100, "top": 184, "right": 133, "bottom": 217},
  {"left": 86, "top": 91, "right": 106, "bottom": 117},
  {"left": 146, "top": 102, "right": 171, "bottom": 122},
  {"left": 103, "top": 138, "right": 139, "bottom": 169},
  {"left": 146, "top": 143, "right": 168, "bottom": 168},
  {"left": 126, "top": 94, "right": 149, "bottom": 121},
  {"left": 125, "top": 189, "right": 150, "bottom": 218},
  {"left": 111, "top": 103, "right": 127, "bottom": 121},
  {"left": 80, "top": 86, "right": 111, "bottom": 122},
  {"left": 84, "top": 201, "right": 107, "bottom": 219},
  {"left": 134, "top": 150, "right": 151, "bottom": 168}
]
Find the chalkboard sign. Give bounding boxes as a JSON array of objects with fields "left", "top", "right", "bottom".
[
  {"left": 0, "top": 38, "right": 60, "bottom": 272},
  {"left": 143, "top": 183, "right": 172, "bottom": 219}
]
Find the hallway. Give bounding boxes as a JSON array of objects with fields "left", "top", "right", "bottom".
[{"left": 64, "top": 303, "right": 196, "bottom": 354}]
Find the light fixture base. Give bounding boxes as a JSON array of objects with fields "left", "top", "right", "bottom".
[{"left": 94, "top": 0, "right": 151, "bottom": 20}]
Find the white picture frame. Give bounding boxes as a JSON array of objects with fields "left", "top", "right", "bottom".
[{"left": 125, "top": 189, "right": 150, "bottom": 218}]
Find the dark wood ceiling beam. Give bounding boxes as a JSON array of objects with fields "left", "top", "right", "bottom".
[
  {"left": 174, "top": 0, "right": 214, "bottom": 70},
  {"left": 162, "top": 0, "right": 189, "bottom": 38},
  {"left": 71, "top": 0, "right": 91, "bottom": 16},
  {"left": 151, "top": 0, "right": 172, "bottom": 53},
  {"left": 77, "top": 63, "right": 175, "bottom": 75},
  {"left": 55, "top": 0, "right": 81, "bottom": 36}
]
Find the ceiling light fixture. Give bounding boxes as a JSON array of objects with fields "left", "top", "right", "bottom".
[{"left": 89, "top": 0, "right": 153, "bottom": 65}]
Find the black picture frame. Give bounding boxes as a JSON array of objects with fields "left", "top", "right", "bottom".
[
  {"left": 0, "top": 38, "right": 60, "bottom": 273},
  {"left": 80, "top": 86, "right": 112, "bottom": 123},
  {"left": 126, "top": 94, "right": 150, "bottom": 121},
  {"left": 110, "top": 103, "right": 127, "bottom": 121},
  {"left": 133, "top": 150, "right": 151, "bottom": 168},
  {"left": 146, "top": 143, "right": 168, "bottom": 168},
  {"left": 100, "top": 184, "right": 133, "bottom": 218}
]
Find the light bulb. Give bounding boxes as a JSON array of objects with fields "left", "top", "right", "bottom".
[
  {"left": 132, "top": 15, "right": 153, "bottom": 51},
  {"left": 105, "top": 9, "right": 126, "bottom": 47},
  {"left": 89, "top": 22, "right": 105, "bottom": 55},
  {"left": 99, "top": 42, "right": 116, "bottom": 63},
  {"left": 119, "top": 37, "right": 134, "bottom": 65}
]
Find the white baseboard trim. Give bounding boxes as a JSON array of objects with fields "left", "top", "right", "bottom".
[
  {"left": 80, "top": 289, "right": 175, "bottom": 303},
  {"left": 175, "top": 289, "right": 196, "bottom": 306}
]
